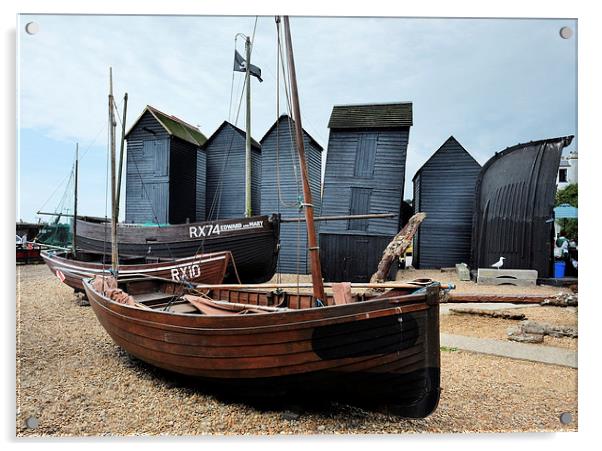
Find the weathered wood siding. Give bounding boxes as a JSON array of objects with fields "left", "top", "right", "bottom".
[
  {"left": 169, "top": 137, "right": 201, "bottom": 224},
  {"left": 413, "top": 137, "right": 481, "bottom": 269},
  {"left": 196, "top": 149, "right": 207, "bottom": 221},
  {"left": 125, "top": 110, "right": 203, "bottom": 225},
  {"left": 320, "top": 128, "right": 410, "bottom": 236},
  {"left": 205, "top": 123, "right": 261, "bottom": 220},
  {"left": 260, "top": 116, "right": 322, "bottom": 274},
  {"left": 319, "top": 233, "right": 396, "bottom": 282},
  {"left": 125, "top": 111, "right": 171, "bottom": 224}
]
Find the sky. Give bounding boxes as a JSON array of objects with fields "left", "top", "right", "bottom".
[{"left": 17, "top": 14, "right": 577, "bottom": 223}]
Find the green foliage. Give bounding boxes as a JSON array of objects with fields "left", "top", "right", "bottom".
[
  {"left": 555, "top": 184, "right": 578, "bottom": 241},
  {"left": 558, "top": 219, "right": 578, "bottom": 241},
  {"left": 556, "top": 183, "right": 578, "bottom": 207}
]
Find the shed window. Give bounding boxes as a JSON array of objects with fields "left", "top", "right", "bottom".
[
  {"left": 354, "top": 133, "right": 377, "bottom": 177},
  {"left": 558, "top": 168, "right": 568, "bottom": 183},
  {"left": 348, "top": 188, "right": 372, "bottom": 231}
]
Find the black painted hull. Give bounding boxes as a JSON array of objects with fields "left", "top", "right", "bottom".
[{"left": 76, "top": 215, "right": 280, "bottom": 283}]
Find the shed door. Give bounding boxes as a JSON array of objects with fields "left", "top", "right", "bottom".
[
  {"left": 147, "top": 182, "right": 169, "bottom": 224},
  {"left": 348, "top": 187, "right": 372, "bottom": 231},
  {"left": 142, "top": 139, "right": 169, "bottom": 178},
  {"left": 354, "top": 133, "right": 378, "bottom": 177}
]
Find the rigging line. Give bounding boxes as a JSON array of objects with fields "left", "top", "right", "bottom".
[
  {"left": 81, "top": 96, "right": 124, "bottom": 160},
  {"left": 37, "top": 98, "right": 124, "bottom": 216},
  {"left": 127, "top": 142, "right": 177, "bottom": 261},
  {"left": 109, "top": 97, "right": 178, "bottom": 263},
  {"left": 275, "top": 22, "right": 300, "bottom": 209},
  {"left": 207, "top": 74, "right": 247, "bottom": 221},
  {"left": 227, "top": 68, "right": 236, "bottom": 123},
  {"left": 102, "top": 107, "right": 110, "bottom": 272}
]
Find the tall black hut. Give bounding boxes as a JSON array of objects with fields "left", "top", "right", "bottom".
[
  {"left": 124, "top": 105, "right": 207, "bottom": 225},
  {"left": 204, "top": 121, "right": 261, "bottom": 220},
  {"left": 412, "top": 136, "right": 481, "bottom": 268},
  {"left": 471, "top": 136, "right": 573, "bottom": 278},
  {"left": 319, "top": 102, "right": 412, "bottom": 282},
  {"left": 260, "top": 114, "right": 323, "bottom": 274}
]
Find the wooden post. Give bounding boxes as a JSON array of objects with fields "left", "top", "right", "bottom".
[
  {"left": 109, "top": 67, "right": 119, "bottom": 273},
  {"left": 244, "top": 36, "right": 252, "bottom": 218},
  {"left": 115, "top": 92, "right": 128, "bottom": 223},
  {"left": 370, "top": 212, "right": 426, "bottom": 284},
  {"left": 72, "top": 142, "right": 78, "bottom": 256},
  {"left": 283, "top": 16, "right": 325, "bottom": 303}
]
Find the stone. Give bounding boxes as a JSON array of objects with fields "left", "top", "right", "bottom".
[
  {"left": 456, "top": 263, "right": 471, "bottom": 281},
  {"left": 280, "top": 410, "right": 300, "bottom": 421},
  {"left": 507, "top": 333, "right": 544, "bottom": 344},
  {"left": 520, "top": 321, "right": 547, "bottom": 335}
]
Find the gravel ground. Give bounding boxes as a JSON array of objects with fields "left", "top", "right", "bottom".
[
  {"left": 17, "top": 265, "right": 578, "bottom": 436},
  {"left": 442, "top": 307, "right": 578, "bottom": 350}
]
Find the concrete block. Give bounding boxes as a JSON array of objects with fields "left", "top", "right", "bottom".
[{"left": 477, "top": 268, "right": 538, "bottom": 286}]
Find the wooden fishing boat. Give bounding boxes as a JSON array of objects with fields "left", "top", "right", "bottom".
[
  {"left": 74, "top": 214, "right": 280, "bottom": 284},
  {"left": 41, "top": 249, "right": 232, "bottom": 292},
  {"left": 83, "top": 17, "right": 445, "bottom": 418},
  {"left": 83, "top": 276, "right": 443, "bottom": 417}
]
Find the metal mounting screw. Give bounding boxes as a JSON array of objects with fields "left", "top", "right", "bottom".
[
  {"left": 559, "top": 412, "right": 573, "bottom": 424},
  {"left": 25, "top": 22, "right": 39, "bottom": 35},
  {"left": 25, "top": 416, "right": 39, "bottom": 429},
  {"left": 559, "top": 27, "right": 573, "bottom": 39}
]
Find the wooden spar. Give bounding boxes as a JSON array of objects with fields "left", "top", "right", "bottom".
[
  {"left": 283, "top": 16, "right": 325, "bottom": 303},
  {"left": 109, "top": 68, "right": 119, "bottom": 273},
  {"left": 193, "top": 281, "right": 454, "bottom": 290},
  {"left": 370, "top": 212, "right": 426, "bottom": 284},
  {"left": 244, "top": 35, "right": 252, "bottom": 218},
  {"left": 115, "top": 92, "right": 128, "bottom": 223},
  {"left": 281, "top": 213, "right": 396, "bottom": 223},
  {"left": 447, "top": 293, "right": 550, "bottom": 304},
  {"left": 72, "top": 143, "right": 78, "bottom": 257}
]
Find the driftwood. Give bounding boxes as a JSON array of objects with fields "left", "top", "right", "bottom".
[
  {"left": 370, "top": 212, "right": 426, "bottom": 284},
  {"left": 540, "top": 293, "right": 578, "bottom": 307},
  {"left": 446, "top": 293, "right": 550, "bottom": 304},
  {"left": 507, "top": 320, "right": 577, "bottom": 342},
  {"left": 449, "top": 308, "right": 526, "bottom": 320}
]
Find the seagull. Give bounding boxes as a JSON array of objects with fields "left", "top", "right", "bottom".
[{"left": 491, "top": 257, "right": 505, "bottom": 270}]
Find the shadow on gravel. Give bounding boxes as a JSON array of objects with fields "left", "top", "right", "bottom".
[{"left": 112, "top": 348, "right": 373, "bottom": 420}]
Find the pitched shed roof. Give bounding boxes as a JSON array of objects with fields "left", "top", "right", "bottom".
[
  {"left": 126, "top": 105, "right": 207, "bottom": 147},
  {"left": 260, "top": 114, "right": 324, "bottom": 152},
  {"left": 203, "top": 121, "right": 261, "bottom": 151},
  {"left": 328, "top": 102, "right": 413, "bottom": 129},
  {"left": 412, "top": 136, "right": 480, "bottom": 181}
]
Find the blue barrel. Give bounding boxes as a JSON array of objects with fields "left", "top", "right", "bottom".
[{"left": 554, "top": 261, "right": 566, "bottom": 278}]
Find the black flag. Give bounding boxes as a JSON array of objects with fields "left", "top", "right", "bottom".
[{"left": 233, "top": 50, "right": 263, "bottom": 82}]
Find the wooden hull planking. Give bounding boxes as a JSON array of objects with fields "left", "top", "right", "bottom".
[
  {"left": 83, "top": 278, "right": 441, "bottom": 417},
  {"left": 75, "top": 215, "right": 280, "bottom": 283},
  {"left": 42, "top": 250, "right": 230, "bottom": 292}
]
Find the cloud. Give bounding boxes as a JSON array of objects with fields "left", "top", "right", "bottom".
[{"left": 18, "top": 15, "right": 576, "bottom": 219}]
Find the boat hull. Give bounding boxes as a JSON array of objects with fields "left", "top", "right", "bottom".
[
  {"left": 75, "top": 215, "right": 280, "bottom": 283},
  {"left": 83, "top": 280, "right": 441, "bottom": 417},
  {"left": 42, "top": 251, "right": 230, "bottom": 292}
]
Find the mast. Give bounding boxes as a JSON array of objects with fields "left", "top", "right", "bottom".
[
  {"left": 109, "top": 67, "right": 119, "bottom": 273},
  {"left": 72, "top": 142, "right": 78, "bottom": 256},
  {"left": 282, "top": 16, "right": 325, "bottom": 303},
  {"left": 115, "top": 92, "right": 128, "bottom": 224},
  {"left": 244, "top": 36, "right": 252, "bottom": 217}
]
